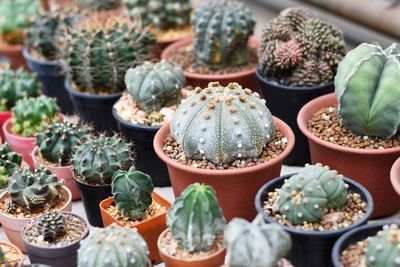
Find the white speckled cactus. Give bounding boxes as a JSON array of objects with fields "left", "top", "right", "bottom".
[{"left": 366, "top": 224, "right": 400, "bottom": 267}]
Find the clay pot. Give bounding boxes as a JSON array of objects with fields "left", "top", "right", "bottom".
[
  {"left": 153, "top": 117, "right": 295, "bottom": 221},
  {"left": 0, "top": 111, "right": 12, "bottom": 140},
  {"left": 0, "top": 43, "right": 27, "bottom": 70},
  {"left": 0, "top": 240, "right": 24, "bottom": 266},
  {"left": 100, "top": 192, "right": 171, "bottom": 265},
  {"left": 391, "top": 157, "right": 400, "bottom": 198},
  {"left": 297, "top": 93, "right": 400, "bottom": 217}
]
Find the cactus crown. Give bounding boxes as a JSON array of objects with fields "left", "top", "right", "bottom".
[
  {"left": 36, "top": 211, "right": 65, "bottom": 242},
  {"left": 171, "top": 82, "right": 275, "bottom": 165},
  {"left": 0, "top": 143, "right": 23, "bottom": 189},
  {"left": 335, "top": 43, "right": 400, "bottom": 138},
  {"left": 77, "top": 0, "right": 122, "bottom": 11},
  {"left": 258, "top": 7, "right": 346, "bottom": 87},
  {"left": 166, "top": 183, "right": 226, "bottom": 253},
  {"left": 366, "top": 224, "right": 400, "bottom": 267}
]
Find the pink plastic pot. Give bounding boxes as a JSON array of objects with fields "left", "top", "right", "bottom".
[
  {"left": 391, "top": 157, "right": 400, "bottom": 198},
  {"left": 0, "top": 111, "right": 11, "bottom": 140}
]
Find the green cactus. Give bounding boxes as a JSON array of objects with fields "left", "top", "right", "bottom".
[
  {"left": 191, "top": 0, "right": 255, "bottom": 69},
  {"left": 171, "top": 82, "right": 275, "bottom": 165},
  {"left": 335, "top": 43, "right": 400, "bottom": 138},
  {"left": 125, "top": 60, "right": 185, "bottom": 113},
  {"left": 36, "top": 211, "right": 65, "bottom": 242},
  {"left": 76, "top": 0, "right": 122, "bottom": 11},
  {"left": 166, "top": 183, "right": 226, "bottom": 252},
  {"left": 78, "top": 224, "right": 150, "bottom": 267},
  {"left": 0, "top": 246, "right": 4, "bottom": 264},
  {"left": 0, "top": 143, "right": 22, "bottom": 189}
]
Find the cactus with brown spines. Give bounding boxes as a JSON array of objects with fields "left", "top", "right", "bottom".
[{"left": 36, "top": 212, "right": 65, "bottom": 242}]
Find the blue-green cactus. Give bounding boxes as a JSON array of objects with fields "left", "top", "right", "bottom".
[{"left": 36, "top": 211, "right": 65, "bottom": 242}]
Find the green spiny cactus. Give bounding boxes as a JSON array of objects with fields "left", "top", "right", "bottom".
[
  {"left": 171, "top": 82, "right": 275, "bottom": 165},
  {"left": 0, "top": 143, "right": 22, "bottom": 189},
  {"left": 166, "top": 183, "right": 226, "bottom": 252},
  {"left": 78, "top": 224, "right": 150, "bottom": 267},
  {"left": 125, "top": 60, "right": 185, "bottom": 113},
  {"left": 36, "top": 211, "right": 65, "bottom": 242},
  {"left": 0, "top": 246, "right": 4, "bottom": 264},
  {"left": 111, "top": 167, "right": 154, "bottom": 220},
  {"left": 76, "top": 0, "right": 122, "bottom": 11},
  {"left": 191, "top": 0, "right": 255, "bottom": 69},
  {"left": 335, "top": 43, "right": 400, "bottom": 138}
]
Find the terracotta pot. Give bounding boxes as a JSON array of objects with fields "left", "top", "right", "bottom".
[
  {"left": 157, "top": 229, "right": 226, "bottom": 267},
  {"left": 31, "top": 147, "right": 80, "bottom": 200},
  {"left": 0, "top": 240, "right": 24, "bottom": 266},
  {"left": 0, "top": 111, "right": 11, "bottom": 140},
  {"left": 0, "top": 186, "right": 72, "bottom": 252},
  {"left": 297, "top": 93, "right": 400, "bottom": 217},
  {"left": 391, "top": 157, "right": 400, "bottom": 197},
  {"left": 0, "top": 43, "right": 27, "bottom": 70},
  {"left": 100, "top": 192, "right": 171, "bottom": 265},
  {"left": 153, "top": 117, "right": 295, "bottom": 221}
]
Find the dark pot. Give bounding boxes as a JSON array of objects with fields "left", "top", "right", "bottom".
[
  {"left": 256, "top": 69, "right": 334, "bottom": 165},
  {"left": 23, "top": 48, "right": 74, "bottom": 114},
  {"left": 255, "top": 173, "right": 374, "bottom": 267},
  {"left": 112, "top": 108, "right": 170, "bottom": 187}
]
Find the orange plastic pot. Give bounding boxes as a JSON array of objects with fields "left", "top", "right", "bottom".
[
  {"left": 0, "top": 240, "right": 24, "bottom": 266},
  {"left": 391, "top": 157, "right": 400, "bottom": 198},
  {"left": 0, "top": 111, "right": 11, "bottom": 140},
  {"left": 0, "top": 43, "right": 27, "bottom": 70},
  {"left": 297, "top": 93, "right": 400, "bottom": 217},
  {"left": 153, "top": 117, "right": 295, "bottom": 221}
]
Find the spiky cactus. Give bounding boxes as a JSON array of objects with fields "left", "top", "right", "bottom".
[
  {"left": 171, "top": 82, "right": 275, "bottom": 165},
  {"left": 125, "top": 60, "right": 185, "bottom": 113},
  {"left": 335, "top": 43, "right": 400, "bottom": 138},
  {"left": 191, "top": 0, "right": 255, "bottom": 69},
  {"left": 78, "top": 224, "right": 150, "bottom": 267},
  {"left": 0, "top": 143, "right": 22, "bottom": 189},
  {"left": 37, "top": 212, "right": 65, "bottom": 242},
  {"left": 111, "top": 167, "right": 154, "bottom": 220},
  {"left": 166, "top": 183, "right": 226, "bottom": 252},
  {"left": 76, "top": 0, "right": 122, "bottom": 11}
]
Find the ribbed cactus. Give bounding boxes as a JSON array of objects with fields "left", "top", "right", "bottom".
[
  {"left": 78, "top": 224, "right": 150, "bottom": 267},
  {"left": 166, "top": 183, "right": 226, "bottom": 252},
  {"left": 111, "top": 167, "right": 154, "bottom": 220},
  {"left": 224, "top": 216, "right": 292, "bottom": 267},
  {"left": 171, "top": 82, "right": 275, "bottom": 165},
  {"left": 335, "top": 43, "right": 400, "bottom": 138},
  {"left": 37, "top": 212, "right": 65, "bottom": 242},
  {"left": 191, "top": 0, "right": 255, "bottom": 69},
  {"left": 76, "top": 0, "right": 122, "bottom": 11},
  {"left": 125, "top": 60, "right": 185, "bottom": 113},
  {"left": 0, "top": 143, "right": 22, "bottom": 189}
]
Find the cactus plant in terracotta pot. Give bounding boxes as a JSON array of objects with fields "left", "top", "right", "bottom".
[
  {"left": 391, "top": 157, "right": 400, "bottom": 198},
  {"left": 0, "top": 240, "right": 24, "bottom": 267}
]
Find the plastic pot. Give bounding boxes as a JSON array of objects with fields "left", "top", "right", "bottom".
[
  {"left": 255, "top": 174, "right": 374, "bottom": 267},
  {"left": 391, "top": 157, "right": 400, "bottom": 198},
  {"left": 0, "top": 111, "right": 12, "bottom": 140},
  {"left": 297, "top": 93, "right": 400, "bottom": 217},
  {"left": 0, "top": 240, "right": 24, "bottom": 266},
  {"left": 0, "top": 43, "right": 27, "bottom": 69}
]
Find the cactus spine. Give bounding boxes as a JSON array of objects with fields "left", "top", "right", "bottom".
[
  {"left": 37, "top": 212, "right": 65, "bottom": 242},
  {"left": 0, "top": 143, "right": 22, "bottom": 189}
]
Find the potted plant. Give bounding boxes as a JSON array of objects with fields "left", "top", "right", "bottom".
[
  {"left": 100, "top": 168, "right": 171, "bottom": 264},
  {"left": 158, "top": 183, "right": 226, "bottom": 267},
  {"left": 391, "top": 157, "right": 400, "bottom": 198},
  {"left": 32, "top": 121, "right": 91, "bottom": 200},
  {"left": 255, "top": 163, "right": 374, "bottom": 267},
  {"left": 297, "top": 42, "right": 400, "bottom": 217},
  {"left": 0, "top": 240, "right": 24, "bottom": 266},
  {"left": 0, "top": 143, "right": 24, "bottom": 191},
  {"left": 0, "top": 167, "right": 72, "bottom": 252},
  {"left": 256, "top": 7, "right": 346, "bottom": 165},
  {"left": 153, "top": 81, "right": 294, "bottom": 221}
]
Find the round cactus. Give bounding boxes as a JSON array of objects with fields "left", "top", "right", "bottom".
[
  {"left": 77, "top": 0, "right": 122, "bottom": 11},
  {"left": 36, "top": 211, "right": 65, "bottom": 242},
  {"left": 0, "top": 143, "right": 22, "bottom": 189},
  {"left": 171, "top": 82, "right": 275, "bottom": 165}
]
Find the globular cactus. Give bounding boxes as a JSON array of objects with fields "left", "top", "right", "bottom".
[
  {"left": 37, "top": 212, "right": 65, "bottom": 242},
  {"left": 166, "top": 183, "right": 226, "bottom": 252},
  {"left": 125, "top": 60, "right": 185, "bottom": 113},
  {"left": 171, "top": 82, "right": 275, "bottom": 165},
  {"left": 76, "top": 0, "right": 122, "bottom": 11},
  {"left": 335, "top": 43, "right": 400, "bottom": 138},
  {"left": 72, "top": 134, "right": 134, "bottom": 185},
  {"left": 224, "top": 216, "right": 292, "bottom": 267},
  {"left": 0, "top": 143, "right": 22, "bottom": 189},
  {"left": 78, "top": 224, "right": 150, "bottom": 267},
  {"left": 111, "top": 167, "right": 154, "bottom": 220},
  {"left": 191, "top": 1, "right": 255, "bottom": 69}
]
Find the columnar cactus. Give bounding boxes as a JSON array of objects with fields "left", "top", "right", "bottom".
[
  {"left": 191, "top": 0, "right": 255, "bottom": 69},
  {"left": 166, "top": 183, "right": 226, "bottom": 252},
  {"left": 0, "top": 143, "right": 22, "bottom": 189},
  {"left": 171, "top": 82, "right": 275, "bottom": 165},
  {"left": 335, "top": 43, "right": 400, "bottom": 138},
  {"left": 37, "top": 212, "right": 65, "bottom": 242},
  {"left": 125, "top": 60, "right": 185, "bottom": 113},
  {"left": 77, "top": 0, "right": 122, "bottom": 11}
]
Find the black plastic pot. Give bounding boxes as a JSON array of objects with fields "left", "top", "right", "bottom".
[
  {"left": 112, "top": 108, "right": 170, "bottom": 187},
  {"left": 255, "top": 173, "right": 374, "bottom": 267},
  {"left": 256, "top": 69, "right": 334, "bottom": 165}
]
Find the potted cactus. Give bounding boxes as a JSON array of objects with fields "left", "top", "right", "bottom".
[
  {"left": 298, "top": 42, "right": 400, "bottom": 217},
  {"left": 391, "top": 157, "right": 400, "bottom": 198},
  {"left": 0, "top": 240, "right": 24, "bottom": 266},
  {"left": 158, "top": 183, "right": 227, "bottom": 267},
  {"left": 0, "top": 143, "right": 24, "bottom": 191},
  {"left": 100, "top": 168, "right": 171, "bottom": 264}
]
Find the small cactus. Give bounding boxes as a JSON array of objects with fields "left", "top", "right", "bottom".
[
  {"left": 36, "top": 211, "right": 65, "bottom": 242},
  {"left": 0, "top": 143, "right": 22, "bottom": 189},
  {"left": 76, "top": 0, "right": 122, "bottom": 11}
]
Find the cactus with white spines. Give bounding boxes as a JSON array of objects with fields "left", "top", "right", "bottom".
[{"left": 36, "top": 212, "right": 65, "bottom": 242}]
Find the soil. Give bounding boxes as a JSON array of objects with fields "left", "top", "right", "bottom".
[
  {"left": 221, "top": 258, "right": 294, "bottom": 267},
  {"left": 153, "top": 26, "right": 193, "bottom": 43},
  {"left": 0, "top": 242, "right": 23, "bottom": 267},
  {"left": 340, "top": 239, "right": 367, "bottom": 267},
  {"left": 34, "top": 150, "right": 71, "bottom": 168}
]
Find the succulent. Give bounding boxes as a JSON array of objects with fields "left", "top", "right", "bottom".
[
  {"left": 166, "top": 183, "right": 226, "bottom": 252},
  {"left": 365, "top": 224, "right": 400, "bottom": 267},
  {"left": 0, "top": 246, "right": 4, "bottom": 264},
  {"left": 258, "top": 7, "right": 346, "bottom": 87},
  {"left": 171, "top": 82, "right": 275, "bottom": 165},
  {"left": 278, "top": 164, "right": 348, "bottom": 225},
  {"left": 125, "top": 60, "right": 185, "bottom": 113},
  {"left": 335, "top": 43, "right": 400, "bottom": 138},
  {"left": 78, "top": 224, "right": 149, "bottom": 267},
  {"left": 36, "top": 212, "right": 65, "bottom": 242},
  {"left": 191, "top": 0, "right": 255, "bottom": 69},
  {"left": 76, "top": 0, "right": 122, "bottom": 11},
  {"left": 111, "top": 167, "right": 154, "bottom": 220},
  {"left": 0, "top": 143, "right": 23, "bottom": 189},
  {"left": 224, "top": 216, "right": 292, "bottom": 267}
]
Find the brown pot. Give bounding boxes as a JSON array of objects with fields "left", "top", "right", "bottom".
[
  {"left": 153, "top": 117, "right": 295, "bottom": 221},
  {"left": 0, "top": 43, "right": 26, "bottom": 70},
  {"left": 0, "top": 240, "right": 24, "bottom": 266},
  {"left": 297, "top": 93, "right": 400, "bottom": 217},
  {"left": 391, "top": 157, "right": 400, "bottom": 198}
]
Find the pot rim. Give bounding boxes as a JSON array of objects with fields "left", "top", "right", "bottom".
[
  {"left": 0, "top": 42, "right": 23, "bottom": 51},
  {"left": 0, "top": 240, "right": 24, "bottom": 264},
  {"left": 64, "top": 78, "right": 123, "bottom": 99},
  {"left": 112, "top": 107, "right": 161, "bottom": 131},
  {"left": 22, "top": 47, "right": 60, "bottom": 66},
  {"left": 3, "top": 118, "right": 36, "bottom": 141},
  {"left": 72, "top": 172, "right": 112, "bottom": 189},
  {"left": 31, "top": 146, "right": 72, "bottom": 171},
  {"left": 390, "top": 157, "right": 400, "bottom": 196},
  {"left": 0, "top": 111, "right": 12, "bottom": 116}
]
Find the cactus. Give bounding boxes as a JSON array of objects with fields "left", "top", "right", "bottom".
[
  {"left": 224, "top": 216, "right": 292, "bottom": 267},
  {"left": 191, "top": 0, "right": 255, "bottom": 69},
  {"left": 111, "top": 167, "right": 154, "bottom": 220},
  {"left": 171, "top": 82, "right": 275, "bottom": 165},
  {"left": 0, "top": 143, "right": 22, "bottom": 189},
  {"left": 76, "top": 0, "right": 122, "bottom": 11},
  {"left": 166, "top": 183, "right": 226, "bottom": 252},
  {"left": 37, "top": 212, "right": 65, "bottom": 242},
  {"left": 334, "top": 43, "right": 400, "bottom": 138},
  {"left": 125, "top": 60, "right": 185, "bottom": 113},
  {"left": 258, "top": 7, "right": 346, "bottom": 87},
  {"left": 78, "top": 224, "right": 150, "bottom": 267},
  {"left": 0, "top": 246, "right": 4, "bottom": 264}
]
